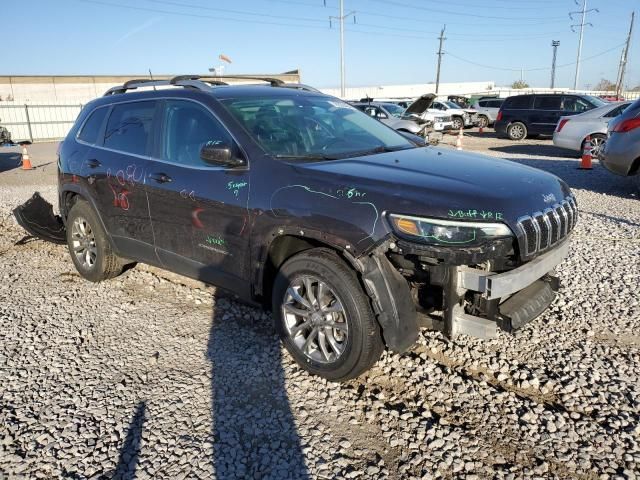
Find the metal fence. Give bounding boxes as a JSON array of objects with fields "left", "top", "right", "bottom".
[{"left": 0, "top": 103, "right": 82, "bottom": 143}]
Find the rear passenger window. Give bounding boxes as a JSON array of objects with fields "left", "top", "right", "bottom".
[
  {"left": 104, "top": 101, "right": 156, "bottom": 155},
  {"left": 506, "top": 96, "right": 532, "bottom": 109},
  {"left": 563, "top": 97, "right": 591, "bottom": 113},
  {"left": 161, "top": 100, "right": 235, "bottom": 168},
  {"left": 534, "top": 96, "right": 562, "bottom": 110},
  {"left": 77, "top": 107, "right": 108, "bottom": 144},
  {"left": 478, "top": 100, "right": 488, "bottom": 107},
  {"left": 490, "top": 100, "right": 504, "bottom": 108},
  {"left": 604, "top": 104, "right": 627, "bottom": 118}
]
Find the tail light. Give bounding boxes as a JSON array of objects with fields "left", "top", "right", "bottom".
[
  {"left": 496, "top": 111, "right": 503, "bottom": 121},
  {"left": 556, "top": 119, "right": 570, "bottom": 133},
  {"left": 611, "top": 117, "right": 640, "bottom": 133}
]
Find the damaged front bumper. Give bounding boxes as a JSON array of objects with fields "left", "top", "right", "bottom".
[
  {"left": 443, "top": 241, "right": 569, "bottom": 339},
  {"left": 356, "top": 237, "right": 569, "bottom": 352}
]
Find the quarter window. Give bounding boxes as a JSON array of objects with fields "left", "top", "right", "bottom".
[
  {"left": 104, "top": 101, "right": 156, "bottom": 155},
  {"left": 78, "top": 107, "right": 108, "bottom": 144},
  {"left": 604, "top": 104, "right": 628, "bottom": 118},
  {"left": 161, "top": 100, "right": 235, "bottom": 168}
]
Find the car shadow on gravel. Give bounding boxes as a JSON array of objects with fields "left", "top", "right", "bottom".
[
  {"left": 505, "top": 157, "right": 638, "bottom": 199},
  {"left": 490, "top": 144, "right": 573, "bottom": 159},
  {"left": 112, "top": 401, "right": 146, "bottom": 480},
  {"left": 0, "top": 151, "right": 22, "bottom": 173},
  {"left": 207, "top": 294, "right": 309, "bottom": 479}
]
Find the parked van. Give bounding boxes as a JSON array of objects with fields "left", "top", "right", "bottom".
[{"left": 494, "top": 94, "right": 607, "bottom": 140}]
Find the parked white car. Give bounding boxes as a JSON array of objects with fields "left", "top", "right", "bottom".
[
  {"left": 471, "top": 97, "right": 504, "bottom": 128},
  {"left": 553, "top": 101, "right": 631, "bottom": 157},
  {"left": 429, "top": 100, "right": 477, "bottom": 130},
  {"left": 402, "top": 94, "right": 454, "bottom": 132}
]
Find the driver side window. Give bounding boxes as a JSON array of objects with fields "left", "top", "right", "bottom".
[{"left": 161, "top": 100, "right": 235, "bottom": 167}]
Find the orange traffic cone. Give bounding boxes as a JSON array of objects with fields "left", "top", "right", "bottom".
[
  {"left": 578, "top": 135, "right": 593, "bottom": 170},
  {"left": 478, "top": 124, "right": 484, "bottom": 134},
  {"left": 21, "top": 145, "right": 34, "bottom": 170},
  {"left": 456, "top": 127, "right": 463, "bottom": 150}
]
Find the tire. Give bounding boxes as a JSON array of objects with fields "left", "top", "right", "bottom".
[
  {"left": 583, "top": 133, "right": 606, "bottom": 158},
  {"left": 272, "top": 248, "right": 384, "bottom": 382},
  {"left": 66, "top": 199, "right": 123, "bottom": 282},
  {"left": 507, "top": 122, "right": 527, "bottom": 141},
  {"left": 478, "top": 116, "right": 489, "bottom": 129},
  {"left": 451, "top": 117, "right": 464, "bottom": 131}
]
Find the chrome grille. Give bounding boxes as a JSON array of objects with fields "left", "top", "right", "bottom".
[{"left": 517, "top": 195, "right": 578, "bottom": 258}]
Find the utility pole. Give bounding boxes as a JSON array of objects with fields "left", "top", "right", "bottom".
[
  {"left": 330, "top": 0, "right": 355, "bottom": 98},
  {"left": 616, "top": 12, "right": 635, "bottom": 98},
  {"left": 550, "top": 40, "right": 560, "bottom": 89},
  {"left": 570, "top": 0, "right": 598, "bottom": 90},
  {"left": 435, "top": 25, "right": 446, "bottom": 94}
]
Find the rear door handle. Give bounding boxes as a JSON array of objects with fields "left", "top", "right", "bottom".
[
  {"left": 87, "top": 159, "right": 101, "bottom": 168},
  {"left": 149, "top": 173, "right": 172, "bottom": 184}
]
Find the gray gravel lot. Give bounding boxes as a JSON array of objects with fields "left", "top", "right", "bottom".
[{"left": 0, "top": 135, "right": 639, "bottom": 479}]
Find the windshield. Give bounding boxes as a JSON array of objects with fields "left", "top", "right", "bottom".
[
  {"left": 380, "top": 103, "right": 406, "bottom": 117},
  {"left": 221, "top": 96, "right": 415, "bottom": 159},
  {"left": 584, "top": 95, "right": 608, "bottom": 108},
  {"left": 445, "top": 101, "right": 463, "bottom": 109}
]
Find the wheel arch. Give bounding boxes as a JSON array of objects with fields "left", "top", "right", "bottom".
[{"left": 59, "top": 184, "right": 114, "bottom": 248}]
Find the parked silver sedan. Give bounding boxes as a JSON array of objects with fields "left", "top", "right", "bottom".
[
  {"left": 553, "top": 101, "right": 631, "bottom": 157},
  {"left": 601, "top": 98, "right": 640, "bottom": 189},
  {"left": 351, "top": 102, "right": 430, "bottom": 136}
]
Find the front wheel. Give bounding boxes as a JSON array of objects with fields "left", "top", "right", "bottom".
[
  {"left": 451, "top": 117, "right": 464, "bottom": 130},
  {"left": 507, "top": 122, "right": 527, "bottom": 141},
  {"left": 272, "top": 248, "right": 384, "bottom": 382},
  {"left": 478, "top": 116, "right": 489, "bottom": 129}
]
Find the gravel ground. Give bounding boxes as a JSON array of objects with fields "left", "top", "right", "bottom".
[{"left": 0, "top": 137, "right": 639, "bottom": 479}]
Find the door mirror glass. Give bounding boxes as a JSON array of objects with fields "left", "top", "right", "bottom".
[{"left": 200, "top": 142, "right": 244, "bottom": 167}]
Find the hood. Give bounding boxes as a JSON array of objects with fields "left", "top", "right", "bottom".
[
  {"left": 404, "top": 94, "right": 436, "bottom": 115},
  {"left": 296, "top": 147, "right": 571, "bottom": 229}
]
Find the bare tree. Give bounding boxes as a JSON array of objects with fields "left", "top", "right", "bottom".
[
  {"left": 511, "top": 80, "right": 530, "bottom": 89},
  {"left": 594, "top": 78, "right": 616, "bottom": 91}
]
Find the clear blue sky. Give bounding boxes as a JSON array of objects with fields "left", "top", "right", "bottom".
[{"left": 9, "top": 0, "right": 639, "bottom": 89}]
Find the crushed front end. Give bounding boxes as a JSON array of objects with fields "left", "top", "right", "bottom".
[{"left": 375, "top": 195, "right": 578, "bottom": 344}]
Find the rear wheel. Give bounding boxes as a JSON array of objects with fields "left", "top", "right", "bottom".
[
  {"left": 584, "top": 133, "right": 606, "bottom": 157},
  {"left": 66, "top": 199, "right": 123, "bottom": 282},
  {"left": 272, "top": 248, "right": 384, "bottom": 382},
  {"left": 507, "top": 122, "right": 527, "bottom": 141}
]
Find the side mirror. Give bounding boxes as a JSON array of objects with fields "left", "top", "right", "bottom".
[{"left": 200, "top": 142, "right": 245, "bottom": 168}]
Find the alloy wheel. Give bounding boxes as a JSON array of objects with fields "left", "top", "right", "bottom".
[
  {"left": 510, "top": 124, "right": 525, "bottom": 140},
  {"left": 589, "top": 136, "right": 605, "bottom": 157},
  {"left": 282, "top": 275, "right": 349, "bottom": 364},
  {"left": 71, "top": 217, "right": 97, "bottom": 269}
]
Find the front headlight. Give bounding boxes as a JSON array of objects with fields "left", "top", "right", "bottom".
[{"left": 389, "top": 214, "right": 513, "bottom": 246}]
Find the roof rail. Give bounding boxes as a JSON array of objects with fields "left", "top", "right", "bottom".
[
  {"left": 278, "top": 83, "right": 321, "bottom": 93},
  {"left": 170, "top": 74, "right": 284, "bottom": 87},
  {"left": 103, "top": 75, "right": 313, "bottom": 97}
]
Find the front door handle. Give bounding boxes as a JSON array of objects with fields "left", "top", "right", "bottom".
[
  {"left": 87, "top": 159, "right": 101, "bottom": 168},
  {"left": 149, "top": 173, "right": 172, "bottom": 184}
]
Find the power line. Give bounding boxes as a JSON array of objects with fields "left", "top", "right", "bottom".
[
  {"left": 445, "top": 42, "right": 627, "bottom": 73},
  {"left": 367, "top": 0, "right": 569, "bottom": 21}
]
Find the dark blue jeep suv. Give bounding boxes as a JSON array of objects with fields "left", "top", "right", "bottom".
[{"left": 48, "top": 76, "right": 577, "bottom": 380}]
